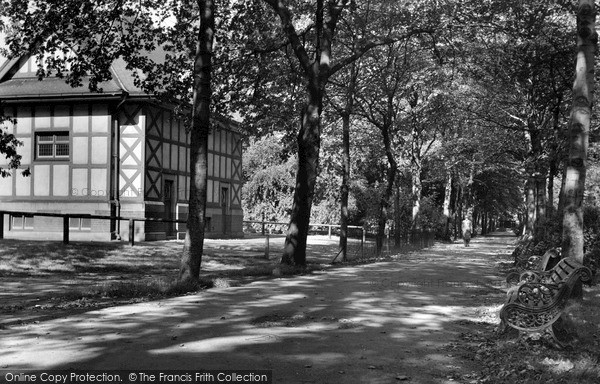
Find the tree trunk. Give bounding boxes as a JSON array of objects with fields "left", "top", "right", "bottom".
[
  {"left": 376, "top": 102, "right": 398, "bottom": 254},
  {"left": 524, "top": 178, "right": 536, "bottom": 237},
  {"left": 179, "top": 0, "right": 214, "bottom": 282},
  {"left": 394, "top": 181, "right": 402, "bottom": 246},
  {"left": 339, "top": 65, "right": 357, "bottom": 262},
  {"left": 481, "top": 211, "right": 487, "bottom": 236},
  {"left": 339, "top": 110, "right": 350, "bottom": 261},
  {"left": 410, "top": 158, "right": 422, "bottom": 232},
  {"left": 441, "top": 169, "right": 452, "bottom": 240},
  {"left": 453, "top": 185, "right": 461, "bottom": 241},
  {"left": 562, "top": 0, "right": 596, "bottom": 266},
  {"left": 462, "top": 161, "right": 476, "bottom": 223},
  {"left": 534, "top": 176, "right": 547, "bottom": 240},
  {"left": 282, "top": 85, "right": 322, "bottom": 266},
  {"left": 266, "top": 0, "right": 346, "bottom": 266}
]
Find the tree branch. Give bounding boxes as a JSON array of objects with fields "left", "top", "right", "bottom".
[
  {"left": 262, "top": 0, "right": 313, "bottom": 76},
  {"left": 330, "top": 28, "right": 435, "bottom": 75}
]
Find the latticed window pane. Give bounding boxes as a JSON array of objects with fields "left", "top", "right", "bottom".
[
  {"left": 55, "top": 143, "right": 69, "bottom": 157},
  {"left": 38, "top": 143, "right": 54, "bottom": 157},
  {"left": 36, "top": 132, "right": 70, "bottom": 159},
  {"left": 37, "top": 134, "right": 54, "bottom": 142}
]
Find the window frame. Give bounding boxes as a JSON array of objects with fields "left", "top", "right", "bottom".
[
  {"left": 35, "top": 131, "right": 70, "bottom": 160},
  {"left": 68, "top": 217, "right": 92, "bottom": 231},
  {"left": 10, "top": 214, "right": 34, "bottom": 230}
]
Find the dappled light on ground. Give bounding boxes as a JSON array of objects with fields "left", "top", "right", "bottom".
[{"left": 1, "top": 232, "right": 522, "bottom": 383}]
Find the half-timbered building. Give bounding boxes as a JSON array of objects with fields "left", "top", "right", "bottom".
[{"left": 0, "top": 56, "right": 243, "bottom": 241}]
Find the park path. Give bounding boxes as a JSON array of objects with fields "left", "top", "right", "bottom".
[{"left": 0, "top": 232, "right": 516, "bottom": 384}]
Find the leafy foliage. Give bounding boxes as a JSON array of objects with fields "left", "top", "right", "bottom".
[
  {"left": 242, "top": 134, "right": 296, "bottom": 223},
  {"left": 0, "top": 117, "right": 29, "bottom": 177}
]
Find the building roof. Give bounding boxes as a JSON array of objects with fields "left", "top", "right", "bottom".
[
  {"left": 0, "top": 50, "right": 246, "bottom": 133},
  {"left": 0, "top": 54, "right": 149, "bottom": 100}
]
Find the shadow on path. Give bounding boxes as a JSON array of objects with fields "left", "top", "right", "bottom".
[{"left": 0, "top": 232, "right": 517, "bottom": 384}]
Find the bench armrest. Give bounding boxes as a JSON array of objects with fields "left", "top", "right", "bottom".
[{"left": 511, "top": 282, "right": 565, "bottom": 308}]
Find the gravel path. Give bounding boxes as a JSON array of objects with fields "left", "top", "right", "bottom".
[{"left": 0, "top": 232, "right": 516, "bottom": 384}]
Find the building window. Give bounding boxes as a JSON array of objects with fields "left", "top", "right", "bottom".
[
  {"left": 36, "top": 132, "right": 70, "bottom": 159},
  {"left": 11, "top": 214, "right": 34, "bottom": 230},
  {"left": 69, "top": 217, "right": 92, "bottom": 231},
  {"left": 221, "top": 187, "right": 229, "bottom": 211}
]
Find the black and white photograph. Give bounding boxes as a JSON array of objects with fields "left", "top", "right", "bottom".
[{"left": 0, "top": 1, "right": 599, "bottom": 383}]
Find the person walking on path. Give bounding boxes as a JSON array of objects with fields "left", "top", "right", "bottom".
[{"left": 462, "top": 217, "right": 472, "bottom": 247}]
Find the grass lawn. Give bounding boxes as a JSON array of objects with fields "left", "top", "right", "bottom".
[{"left": 0, "top": 235, "right": 370, "bottom": 324}]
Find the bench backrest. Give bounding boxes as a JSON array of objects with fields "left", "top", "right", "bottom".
[
  {"left": 548, "top": 257, "right": 586, "bottom": 285},
  {"left": 540, "top": 248, "right": 560, "bottom": 271}
]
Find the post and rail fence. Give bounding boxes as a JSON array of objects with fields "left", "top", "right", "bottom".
[
  {"left": 0, "top": 210, "right": 436, "bottom": 261},
  {"left": 0, "top": 209, "right": 186, "bottom": 246},
  {"left": 243, "top": 219, "right": 435, "bottom": 263}
]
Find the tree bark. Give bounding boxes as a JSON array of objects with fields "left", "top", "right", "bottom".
[
  {"left": 265, "top": 0, "right": 347, "bottom": 266},
  {"left": 377, "top": 117, "right": 398, "bottom": 255},
  {"left": 282, "top": 84, "right": 322, "bottom": 265},
  {"left": 394, "top": 181, "right": 402, "bottom": 245},
  {"left": 339, "top": 64, "right": 357, "bottom": 262},
  {"left": 462, "top": 161, "right": 476, "bottom": 224},
  {"left": 441, "top": 169, "right": 452, "bottom": 240},
  {"left": 179, "top": 0, "right": 214, "bottom": 281},
  {"left": 410, "top": 158, "right": 422, "bottom": 232},
  {"left": 524, "top": 179, "right": 536, "bottom": 237},
  {"left": 339, "top": 110, "right": 350, "bottom": 261},
  {"left": 453, "top": 185, "right": 461, "bottom": 241},
  {"left": 481, "top": 211, "right": 487, "bottom": 236},
  {"left": 562, "top": 0, "right": 596, "bottom": 265},
  {"left": 534, "top": 176, "right": 547, "bottom": 240}
]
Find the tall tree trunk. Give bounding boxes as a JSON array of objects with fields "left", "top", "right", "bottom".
[
  {"left": 481, "top": 211, "right": 487, "bottom": 236},
  {"left": 179, "top": 0, "right": 214, "bottom": 282},
  {"left": 557, "top": 161, "right": 568, "bottom": 217},
  {"left": 441, "top": 169, "right": 452, "bottom": 240},
  {"left": 462, "top": 161, "right": 476, "bottom": 222},
  {"left": 266, "top": 0, "right": 347, "bottom": 266},
  {"left": 562, "top": 0, "right": 596, "bottom": 265},
  {"left": 524, "top": 123, "right": 544, "bottom": 240},
  {"left": 339, "top": 65, "right": 357, "bottom": 262},
  {"left": 534, "top": 176, "right": 547, "bottom": 240},
  {"left": 394, "top": 181, "right": 402, "bottom": 245},
  {"left": 410, "top": 157, "right": 422, "bottom": 232},
  {"left": 524, "top": 179, "right": 536, "bottom": 237},
  {"left": 377, "top": 117, "right": 398, "bottom": 255},
  {"left": 339, "top": 110, "right": 350, "bottom": 261},
  {"left": 282, "top": 85, "right": 322, "bottom": 265},
  {"left": 453, "top": 185, "right": 461, "bottom": 241}
]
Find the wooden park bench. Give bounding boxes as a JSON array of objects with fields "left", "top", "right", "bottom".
[
  {"left": 506, "top": 248, "right": 561, "bottom": 286},
  {"left": 499, "top": 257, "right": 593, "bottom": 347}
]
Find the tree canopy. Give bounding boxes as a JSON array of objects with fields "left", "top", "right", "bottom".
[{"left": 0, "top": 0, "right": 597, "bottom": 270}]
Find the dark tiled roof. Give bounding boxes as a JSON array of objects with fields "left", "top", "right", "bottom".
[
  {"left": 0, "top": 76, "right": 124, "bottom": 98},
  {"left": 0, "top": 56, "right": 149, "bottom": 99}
]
